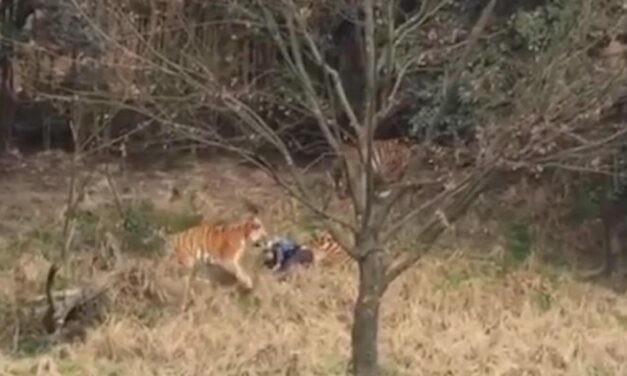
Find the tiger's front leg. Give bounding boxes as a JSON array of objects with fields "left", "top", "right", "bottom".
[
  {"left": 223, "top": 259, "right": 254, "bottom": 291},
  {"left": 235, "top": 262, "right": 254, "bottom": 290}
]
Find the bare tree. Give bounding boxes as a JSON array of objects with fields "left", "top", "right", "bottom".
[
  {"left": 216, "top": 2, "right": 625, "bottom": 374},
  {"left": 26, "top": 0, "right": 625, "bottom": 374},
  {"left": 240, "top": 2, "right": 500, "bottom": 374}
]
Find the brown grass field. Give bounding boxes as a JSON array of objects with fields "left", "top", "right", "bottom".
[{"left": 0, "top": 152, "right": 626, "bottom": 376}]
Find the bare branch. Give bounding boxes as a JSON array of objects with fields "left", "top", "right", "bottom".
[
  {"left": 374, "top": 177, "right": 444, "bottom": 228},
  {"left": 283, "top": 1, "right": 362, "bottom": 132},
  {"left": 383, "top": 166, "right": 495, "bottom": 289},
  {"left": 538, "top": 127, "right": 627, "bottom": 165},
  {"left": 427, "top": 0, "right": 497, "bottom": 137},
  {"left": 392, "top": 0, "right": 449, "bottom": 50},
  {"left": 261, "top": 4, "right": 362, "bottom": 215}
]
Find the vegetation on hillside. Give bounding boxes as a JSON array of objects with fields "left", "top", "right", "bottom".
[{"left": 0, "top": 0, "right": 626, "bottom": 375}]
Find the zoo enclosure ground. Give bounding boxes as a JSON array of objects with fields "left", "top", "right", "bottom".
[{"left": 0, "top": 151, "right": 626, "bottom": 375}]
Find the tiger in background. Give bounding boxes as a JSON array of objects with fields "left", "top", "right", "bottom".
[
  {"left": 329, "top": 138, "right": 415, "bottom": 200},
  {"left": 166, "top": 209, "right": 268, "bottom": 299}
]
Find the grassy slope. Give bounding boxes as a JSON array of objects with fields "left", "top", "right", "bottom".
[{"left": 0, "top": 152, "right": 626, "bottom": 376}]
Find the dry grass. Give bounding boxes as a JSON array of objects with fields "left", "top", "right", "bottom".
[
  {"left": 2, "top": 256, "right": 627, "bottom": 375},
  {"left": 1, "top": 152, "right": 626, "bottom": 376}
]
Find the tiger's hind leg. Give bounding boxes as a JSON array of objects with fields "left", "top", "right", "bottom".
[{"left": 181, "top": 264, "right": 198, "bottom": 312}]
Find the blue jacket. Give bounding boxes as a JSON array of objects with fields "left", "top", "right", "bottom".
[{"left": 271, "top": 238, "right": 300, "bottom": 271}]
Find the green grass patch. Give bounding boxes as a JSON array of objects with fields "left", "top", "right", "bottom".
[
  {"left": 531, "top": 289, "right": 553, "bottom": 312},
  {"left": 0, "top": 227, "right": 63, "bottom": 270},
  {"left": 504, "top": 222, "right": 533, "bottom": 269}
]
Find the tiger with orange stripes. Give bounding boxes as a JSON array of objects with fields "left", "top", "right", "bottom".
[
  {"left": 329, "top": 138, "right": 415, "bottom": 200},
  {"left": 304, "top": 230, "right": 353, "bottom": 269},
  {"left": 166, "top": 209, "right": 268, "bottom": 298}
]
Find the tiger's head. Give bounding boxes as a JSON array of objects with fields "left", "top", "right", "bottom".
[
  {"left": 310, "top": 229, "right": 333, "bottom": 244},
  {"left": 244, "top": 216, "right": 268, "bottom": 246}
]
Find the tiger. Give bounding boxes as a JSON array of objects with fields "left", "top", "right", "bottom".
[
  {"left": 166, "top": 214, "right": 268, "bottom": 292},
  {"left": 303, "top": 230, "right": 353, "bottom": 269},
  {"left": 329, "top": 138, "right": 415, "bottom": 200}
]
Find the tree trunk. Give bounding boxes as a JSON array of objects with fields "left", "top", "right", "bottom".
[{"left": 351, "top": 245, "right": 384, "bottom": 376}]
